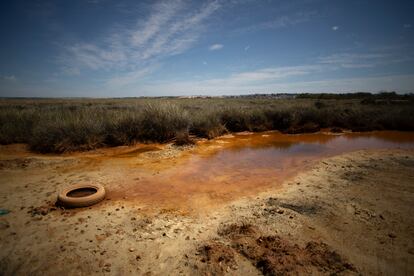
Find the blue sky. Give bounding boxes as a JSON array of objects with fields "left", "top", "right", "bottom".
[{"left": 0, "top": 0, "right": 413, "bottom": 97}]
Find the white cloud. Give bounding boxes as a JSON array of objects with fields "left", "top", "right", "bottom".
[
  {"left": 151, "top": 65, "right": 321, "bottom": 91},
  {"left": 136, "top": 73, "right": 414, "bottom": 95},
  {"left": 106, "top": 64, "right": 159, "bottom": 87},
  {"left": 209, "top": 43, "right": 224, "bottom": 51},
  {"left": 60, "top": 0, "right": 221, "bottom": 84},
  {"left": 222, "top": 65, "right": 320, "bottom": 83},
  {"left": 318, "top": 53, "right": 386, "bottom": 68},
  {"left": 332, "top": 26, "right": 339, "bottom": 31}
]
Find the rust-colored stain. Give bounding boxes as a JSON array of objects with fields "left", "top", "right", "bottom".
[
  {"left": 106, "top": 131, "right": 414, "bottom": 211},
  {"left": 1, "top": 131, "right": 413, "bottom": 212}
]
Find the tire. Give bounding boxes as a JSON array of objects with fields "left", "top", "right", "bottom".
[{"left": 57, "top": 183, "right": 106, "bottom": 208}]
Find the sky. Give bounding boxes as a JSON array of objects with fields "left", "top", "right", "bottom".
[{"left": 0, "top": 0, "right": 413, "bottom": 97}]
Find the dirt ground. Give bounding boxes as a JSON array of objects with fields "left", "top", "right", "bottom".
[{"left": 0, "top": 140, "right": 414, "bottom": 275}]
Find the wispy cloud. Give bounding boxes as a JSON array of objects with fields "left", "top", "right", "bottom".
[
  {"left": 318, "top": 53, "right": 386, "bottom": 68},
  {"left": 236, "top": 11, "right": 317, "bottom": 34},
  {"left": 1, "top": 75, "right": 17, "bottom": 82},
  {"left": 138, "top": 73, "right": 414, "bottom": 95},
  {"left": 209, "top": 43, "right": 223, "bottom": 51},
  {"left": 60, "top": 0, "right": 221, "bottom": 86},
  {"left": 221, "top": 65, "right": 320, "bottom": 84},
  {"left": 106, "top": 64, "right": 160, "bottom": 87},
  {"left": 158, "top": 65, "right": 322, "bottom": 90},
  {"left": 332, "top": 26, "right": 339, "bottom": 31}
]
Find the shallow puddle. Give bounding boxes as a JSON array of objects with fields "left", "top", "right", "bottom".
[{"left": 108, "top": 131, "right": 414, "bottom": 211}]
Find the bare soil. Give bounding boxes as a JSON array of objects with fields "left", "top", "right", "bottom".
[{"left": 0, "top": 140, "right": 413, "bottom": 275}]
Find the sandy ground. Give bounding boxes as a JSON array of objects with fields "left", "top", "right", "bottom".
[{"left": 0, "top": 143, "right": 414, "bottom": 275}]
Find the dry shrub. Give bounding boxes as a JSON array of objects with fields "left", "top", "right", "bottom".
[
  {"left": 138, "top": 103, "right": 190, "bottom": 142},
  {"left": 0, "top": 96, "right": 412, "bottom": 153}
]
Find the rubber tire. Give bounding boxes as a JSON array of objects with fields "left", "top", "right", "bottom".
[{"left": 57, "top": 183, "right": 106, "bottom": 208}]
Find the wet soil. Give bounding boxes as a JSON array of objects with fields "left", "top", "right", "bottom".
[{"left": 0, "top": 131, "right": 413, "bottom": 275}]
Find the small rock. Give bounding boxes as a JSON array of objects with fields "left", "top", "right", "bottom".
[
  {"left": 276, "top": 209, "right": 284, "bottom": 214},
  {"left": 388, "top": 233, "right": 397, "bottom": 239},
  {"left": 129, "top": 247, "right": 135, "bottom": 252}
]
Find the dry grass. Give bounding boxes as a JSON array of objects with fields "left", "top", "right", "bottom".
[{"left": 0, "top": 96, "right": 413, "bottom": 153}]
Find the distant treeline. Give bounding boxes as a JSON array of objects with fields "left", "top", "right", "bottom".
[{"left": 296, "top": 92, "right": 414, "bottom": 100}]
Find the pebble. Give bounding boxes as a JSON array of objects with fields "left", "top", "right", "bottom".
[{"left": 129, "top": 247, "right": 135, "bottom": 252}]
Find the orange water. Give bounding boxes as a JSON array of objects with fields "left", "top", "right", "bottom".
[{"left": 107, "top": 131, "right": 414, "bottom": 210}]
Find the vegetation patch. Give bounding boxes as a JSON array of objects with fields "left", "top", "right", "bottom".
[{"left": 1, "top": 94, "right": 413, "bottom": 153}]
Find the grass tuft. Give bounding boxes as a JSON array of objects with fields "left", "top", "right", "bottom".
[{"left": 0, "top": 96, "right": 413, "bottom": 153}]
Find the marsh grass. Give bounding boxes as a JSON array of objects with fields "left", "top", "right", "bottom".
[{"left": 0, "top": 96, "right": 413, "bottom": 153}]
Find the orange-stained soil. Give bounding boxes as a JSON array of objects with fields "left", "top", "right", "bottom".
[
  {"left": 1, "top": 131, "right": 413, "bottom": 212},
  {"left": 106, "top": 130, "right": 414, "bottom": 211},
  {"left": 85, "top": 131, "right": 414, "bottom": 210},
  {"left": 0, "top": 131, "right": 414, "bottom": 275}
]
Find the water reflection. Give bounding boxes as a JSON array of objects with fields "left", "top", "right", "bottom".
[{"left": 110, "top": 131, "right": 414, "bottom": 209}]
